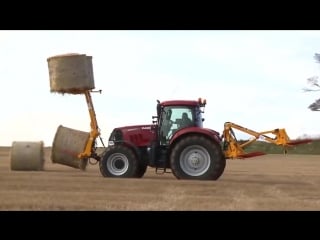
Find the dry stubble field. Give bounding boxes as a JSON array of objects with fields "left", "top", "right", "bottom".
[{"left": 1, "top": 146, "right": 320, "bottom": 210}]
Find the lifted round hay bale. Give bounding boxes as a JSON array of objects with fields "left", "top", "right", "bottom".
[
  {"left": 10, "top": 141, "right": 45, "bottom": 171},
  {"left": 51, "top": 125, "right": 90, "bottom": 170},
  {"left": 47, "top": 53, "right": 95, "bottom": 94}
]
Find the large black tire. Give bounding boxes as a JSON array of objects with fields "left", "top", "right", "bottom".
[
  {"left": 170, "top": 135, "right": 226, "bottom": 180},
  {"left": 136, "top": 162, "right": 148, "bottom": 178},
  {"left": 99, "top": 145, "right": 141, "bottom": 178}
]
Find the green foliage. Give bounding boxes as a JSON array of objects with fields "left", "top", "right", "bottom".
[{"left": 240, "top": 139, "right": 320, "bottom": 155}]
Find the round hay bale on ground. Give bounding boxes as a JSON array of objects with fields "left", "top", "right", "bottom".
[
  {"left": 51, "top": 125, "right": 90, "bottom": 170},
  {"left": 10, "top": 141, "right": 45, "bottom": 171},
  {"left": 47, "top": 53, "right": 95, "bottom": 94}
]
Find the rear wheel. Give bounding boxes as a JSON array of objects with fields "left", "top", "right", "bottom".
[
  {"left": 99, "top": 145, "right": 141, "bottom": 178},
  {"left": 170, "top": 135, "right": 226, "bottom": 180}
]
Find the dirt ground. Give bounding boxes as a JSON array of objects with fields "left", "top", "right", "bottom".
[{"left": 1, "top": 146, "right": 320, "bottom": 210}]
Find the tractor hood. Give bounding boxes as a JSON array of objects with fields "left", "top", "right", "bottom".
[{"left": 112, "top": 124, "right": 157, "bottom": 147}]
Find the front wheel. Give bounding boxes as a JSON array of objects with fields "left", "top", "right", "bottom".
[
  {"left": 170, "top": 135, "right": 226, "bottom": 180},
  {"left": 99, "top": 145, "right": 141, "bottom": 178}
]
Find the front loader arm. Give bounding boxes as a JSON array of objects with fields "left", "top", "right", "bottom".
[
  {"left": 222, "top": 122, "right": 312, "bottom": 159},
  {"left": 78, "top": 90, "right": 101, "bottom": 159}
]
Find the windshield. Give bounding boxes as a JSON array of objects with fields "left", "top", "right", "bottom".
[{"left": 159, "top": 105, "right": 203, "bottom": 145}]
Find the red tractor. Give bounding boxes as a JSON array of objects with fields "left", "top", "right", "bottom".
[
  {"left": 99, "top": 98, "right": 226, "bottom": 180},
  {"left": 59, "top": 92, "right": 310, "bottom": 181}
]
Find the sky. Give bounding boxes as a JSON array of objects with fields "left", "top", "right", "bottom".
[{"left": 1, "top": 30, "right": 320, "bottom": 147}]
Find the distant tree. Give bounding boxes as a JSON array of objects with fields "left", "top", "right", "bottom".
[{"left": 304, "top": 53, "right": 320, "bottom": 111}]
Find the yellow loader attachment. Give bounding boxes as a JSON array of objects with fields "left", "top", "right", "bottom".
[
  {"left": 77, "top": 90, "right": 101, "bottom": 159},
  {"left": 222, "top": 122, "right": 312, "bottom": 159}
]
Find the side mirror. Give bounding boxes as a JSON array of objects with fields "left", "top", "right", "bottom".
[{"left": 156, "top": 100, "right": 161, "bottom": 117}]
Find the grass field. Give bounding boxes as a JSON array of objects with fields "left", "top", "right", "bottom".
[{"left": 1, "top": 147, "right": 320, "bottom": 210}]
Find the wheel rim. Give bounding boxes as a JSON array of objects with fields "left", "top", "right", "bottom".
[
  {"left": 179, "top": 145, "right": 211, "bottom": 176},
  {"left": 107, "top": 153, "right": 129, "bottom": 176}
]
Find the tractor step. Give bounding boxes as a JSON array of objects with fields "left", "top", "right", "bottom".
[{"left": 155, "top": 167, "right": 172, "bottom": 174}]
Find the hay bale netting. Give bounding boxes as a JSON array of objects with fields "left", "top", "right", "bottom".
[
  {"left": 10, "top": 141, "right": 45, "bottom": 171},
  {"left": 51, "top": 125, "right": 90, "bottom": 170},
  {"left": 47, "top": 53, "right": 95, "bottom": 94}
]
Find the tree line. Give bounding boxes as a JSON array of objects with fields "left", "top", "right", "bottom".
[{"left": 304, "top": 53, "right": 320, "bottom": 111}]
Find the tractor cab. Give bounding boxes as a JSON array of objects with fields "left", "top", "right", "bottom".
[{"left": 157, "top": 98, "right": 206, "bottom": 145}]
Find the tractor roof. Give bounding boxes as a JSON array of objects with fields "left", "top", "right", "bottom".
[{"left": 160, "top": 100, "right": 199, "bottom": 107}]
